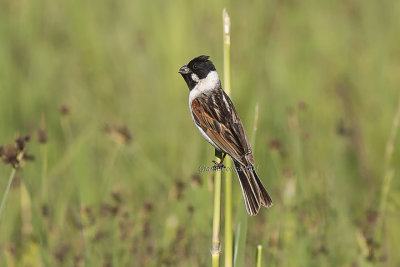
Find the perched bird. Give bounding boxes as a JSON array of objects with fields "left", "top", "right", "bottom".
[{"left": 178, "top": 55, "right": 272, "bottom": 215}]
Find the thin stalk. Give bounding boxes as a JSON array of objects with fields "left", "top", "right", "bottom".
[
  {"left": 0, "top": 168, "right": 17, "bottom": 219},
  {"left": 223, "top": 8, "right": 233, "bottom": 267},
  {"left": 377, "top": 96, "right": 400, "bottom": 241},
  {"left": 211, "top": 163, "right": 222, "bottom": 267},
  {"left": 40, "top": 144, "right": 48, "bottom": 201},
  {"left": 256, "top": 245, "right": 262, "bottom": 267},
  {"left": 0, "top": 151, "right": 24, "bottom": 219},
  {"left": 251, "top": 103, "right": 259, "bottom": 153}
]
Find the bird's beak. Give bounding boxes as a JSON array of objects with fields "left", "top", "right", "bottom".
[{"left": 178, "top": 65, "right": 191, "bottom": 74}]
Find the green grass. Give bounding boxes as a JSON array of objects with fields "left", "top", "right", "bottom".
[{"left": 1, "top": 0, "right": 400, "bottom": 266}]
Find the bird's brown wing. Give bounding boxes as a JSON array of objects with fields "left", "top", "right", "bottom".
[{"left": 191, "top": 89, "right": 254, "bottom": 166}]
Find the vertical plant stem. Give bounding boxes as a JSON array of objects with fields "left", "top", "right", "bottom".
[
  {"left": 40, "top": 144, "right": 48, "bottom": 202},
  {"left": 211, "top": 164, "right": 222, "bottom": 267},
  {"left": 251, "top": 103, "right": 259, "bottom": 153},
  {"left": 377, "top": 96, "right": 400, "bottom": 241},
  {"left": 0, "top": 168, "right": 17, "bottom": 219},
  {"left": 223, "top": 8, "right": 233, "bottom": 267},
  {"left": 256, "top": 245, "right": 262, "bottom": 267}
]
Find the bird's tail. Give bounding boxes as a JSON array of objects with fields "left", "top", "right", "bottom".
[{"left": 233, "top": 159, "right": 272, "bottom": 216}]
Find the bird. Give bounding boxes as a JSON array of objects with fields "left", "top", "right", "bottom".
[{"left": 178, "top": 55, "right": 272, "bottom": 215}]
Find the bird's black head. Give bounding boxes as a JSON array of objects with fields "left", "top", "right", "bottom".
[{"left": 178, "top": 55, "right": 217, "bottom": 90}]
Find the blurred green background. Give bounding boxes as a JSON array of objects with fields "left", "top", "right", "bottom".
[{"left": 1, "top": 0, "right": 400, "bottom": 266}]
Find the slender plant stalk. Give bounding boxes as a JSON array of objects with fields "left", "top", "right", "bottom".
[
  {"left": 0, "top": 168, "right": 17, "bottom": 219},
  {"left": 256, "top": 245, "right": 262, "bottom": 267},
  {"left": 377, "top": 96, "right": 400, "bottom": 241},
  {"left": 211, "top": 161, "right": 222, "bottom": 267},
  {"left": 40, "top": 144, "right": 48, "bottom": 201},
  {"left": 223, "top": 8, "right": 234, "bottom": 267},
  {"left": 0, "top": 151, "right": 24, "bottom": 219},
  {"left": 251, "top": 103, "right": 259, "bottom": 153}
]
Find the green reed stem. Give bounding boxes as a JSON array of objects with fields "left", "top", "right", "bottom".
[
  {"left": 211, "top": 156, "right": 222, "bottom": 267},
  {"left": 0, "top": 168, "right": 17, "bottom": 219},
  {"left": 377, "top": 96, "right": 400, "bottom": 241},
  {"left": 223, "top": 8, "right": 233, "bottom": 267},
  {"left": 0, "top": 150, "right": 24, "bottom": 219},
  {"left": 256, "top": 245, "right": 262, "bottom": 267},
  {"left": 40, "top": 144, "right": 48, "bottom": 202}
]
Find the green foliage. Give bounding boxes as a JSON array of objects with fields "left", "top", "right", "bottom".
[{"left": 1, "top": 0, "right": 400, "bottom": 266}]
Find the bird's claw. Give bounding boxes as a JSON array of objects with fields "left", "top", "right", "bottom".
[{"left": 212, "top": 160, "right": 226, "bottom": 170}]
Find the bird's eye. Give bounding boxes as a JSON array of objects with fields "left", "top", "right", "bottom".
[{"left": 193, "top": 63, "right": 198, "bottom": 70}]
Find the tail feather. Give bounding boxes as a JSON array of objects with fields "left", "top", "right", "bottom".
[
  {"left": 253, "top": 170, "right": 273, "bottom": 207},
  {"left": 233, "top": 159, "right": 272, "bottom": 215}
]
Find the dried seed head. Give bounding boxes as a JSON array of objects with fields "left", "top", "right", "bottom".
[
  {"left": 190, "top": 173, "right": 202, "bottom": 188},
  {"left": 111, "top": 187, "right": 122, "bottom": 203},
  {"left": 119, "top": 220, "right": 134, "bottom": 241},
  {"left": 142, "top": 201, "right": 153, "bottom": 213},
  {"left": 92, "top": 229, "right": 108, "bottom": 242},
  {"left": 268, "top": 139, "right": 282, "bottom": 151},
  {"left": 38, "top": 128, "right": 48, "bottom": 144},
  {"left": 15, "top": 135, "right": 30, "bottom": 151},
  {"left": 2, "top": 145, "right": 19, "bottom": 168},
  {"left": 142, "top": 220, "right": 151, "bottom": 238},
  {"left": 336, "top": 120, "right": 352, "bottom": 136},
  {"left": 100, "top": 203, "right": 119, "bottom": 217},
  {"left": 42, "top": 203, "right": 51, "bottom": 217},
  {"left": 169, "top": 180, "right": 186, "bottom": 200},
  {"left": 105, "top": 124, "right": 132, "bottom": 145},
  {"left": 298, "top": 101, "right": 308, "bottom": 111},
  {"left": 366, "top": 210, "right": 378, "bottom": 225},
  {"left": 187, "top": 205, "right": 195, "bottom": 214},
  {"left": 1, "top": 135, "right": 33, "bottom": 168},
  {"left": 53, "top": 243, "right": 70, "bottom": 263},
  {"left": 59, "top": 105, "right": 70, "bottom": 116}
]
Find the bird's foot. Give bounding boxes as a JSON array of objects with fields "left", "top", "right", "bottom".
[{"left": 212, "top": 160, "right": 226, "bottom": 171}]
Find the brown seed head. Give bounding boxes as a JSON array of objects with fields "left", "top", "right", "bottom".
[
  {"left": 15, "top": 135, "right": 30, "bottom": 151},
  {"left": 2, "top": 145, "right": 19, "bottom": 168},
  {"left": 190, "top": 173, "right": 202, "bottom": 188},
  {"left": 105, "top": 124, "right": 132, "bottom": 145},
  {"left": 59, "top": 105, "right": 70, "bottom": 116},
  {"left": 268, "top": 139, "right": 282, "bottom": 151},
  {"left": 38, "top": 128, "right": 48, "bottom": 144}
]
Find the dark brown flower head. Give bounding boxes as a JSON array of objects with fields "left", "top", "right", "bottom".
[
  {"left": 54, "top": 243, "right": 71, "bottom": 263},
  {"left": 366, "top": 210, "right": 378, "bottom": 225},
  {"left": 190, "top": 173, "right": 202, "bottom": 188},
  {"left": 2, "top": 145, "right": 19, "bottom": 168},
  {"left": 336, "top": 120, "right": 352, "bottom": 136},
  {"left": 268, "top": 139, "right": 282, "bottom": 151},
  {"left": 169, "top": 180, "right": 186, "bottom": 200},
  {"left": 0, "top": 135, "right": 32, "bottom": 168},
  {"left": 298, "top": 101, "right": 308, "bottom": 111},
  {"left": 42, "top": 203, "right": 51, "bottom": 217},
  {"left": 15, "top": 135, "right": 30, "bottom": 151},
  {"left": 100, "top": 203, "right": 119, "bottom": 217},
  {"left": 111, "top": 188, "right": 122, "bottom": 203},
  {"left": 187, "top": 205, "right": 195, "bottom": 214},
  {"left": 38, "top": 128, "right": 48, "bottom": 144},
  {"left": 142, "top": 201, "right": 153, "bottom": 213},
  {"left": 105, "top": 124, "right": 133, "bottom": 145},
  {"left": 59, "top": 105, "right": 70, "bottom": 116}
]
